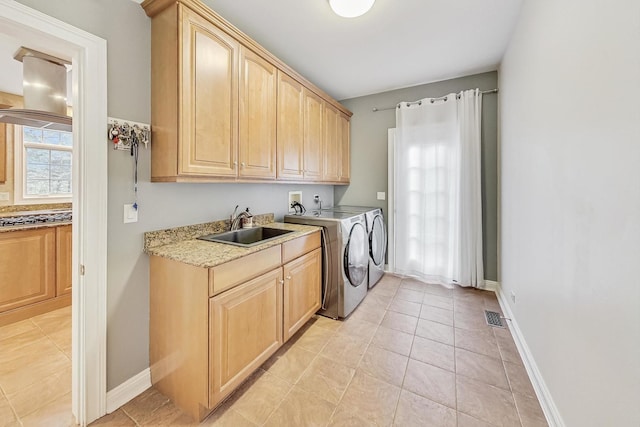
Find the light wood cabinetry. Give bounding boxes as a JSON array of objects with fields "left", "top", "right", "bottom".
[
  {"left": 283, "top": 248, "right": 321, "bottom": 342},
  {"left": 0, "top": 228, "right": 56, "bottom": 313},
  {"left": 0, "top": 224, "right": 72, "bottom": 327},
  {"left": 339, "top": 113, "right": 351, "bottom": 182},
  {"left": 149, "top": 230, "right": 321, "bottom": 421},
  {"left": 322, "top": 103, "right": 341, "bottom": 182},
  {"left": 239, "top": 47, "right": 277, "bottom": 179},
  {"left": 56, "top": 224, "right": 72, "bottom": 296},
  {"left": 209, "top": 268, "right": 283, "bottom": 405},
  {"left": 142, "top": 0, "right": 351, "bottom": 184}
]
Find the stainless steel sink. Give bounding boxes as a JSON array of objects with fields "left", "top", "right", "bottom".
[{"left": 197, "top": 227, "right": 294, "bottom": 247}]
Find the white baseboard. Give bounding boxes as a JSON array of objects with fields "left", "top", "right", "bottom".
[
  {"left": 483, "top": 280, "right": 500, "bottom": 292},
  {"left": 106, "top": 368, "right": 151, "bottom": 414},
  {"left": 495, "top": 288, "right": 565, "bottom": 427}
]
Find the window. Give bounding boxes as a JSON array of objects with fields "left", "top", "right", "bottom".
[{"left": 14, "top": 126, "right": 72, "bottom": 204}]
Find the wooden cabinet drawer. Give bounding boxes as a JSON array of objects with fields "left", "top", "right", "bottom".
[
  {"left": 210, "top": 245, "right": 281, "bottom": 296},
  {"left": 281, "top": 231, "right": 320, "bottom": 264}
]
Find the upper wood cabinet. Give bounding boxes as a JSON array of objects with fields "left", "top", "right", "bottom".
[
  {"left": 339, "top": 113, "right": 351, "bottom": 183},
  {"left": 239, "top": 48, "right": 277, "bottom": 179},
  {"left": 142, "top": 0, "right": 352, "bottom": 183}
]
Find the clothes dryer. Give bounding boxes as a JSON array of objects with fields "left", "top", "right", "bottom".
[{"left": 285, "top": 211, "right": 368, "bottom": 318}]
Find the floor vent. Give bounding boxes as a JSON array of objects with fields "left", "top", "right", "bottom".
[{"left": 484, "top": 310, "right": 505, "bottom": 328}]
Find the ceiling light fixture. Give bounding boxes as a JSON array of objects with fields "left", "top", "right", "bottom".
[{"left": 328, "top": 0, "right": 375, "bottom": 18}]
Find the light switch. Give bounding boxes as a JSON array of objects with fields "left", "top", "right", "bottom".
[
  {"left": 124, "top": 203, "right": 138, "bottom": 223},
  {"left": 377, "top": 192, "right": 386, "bottom": 200}
]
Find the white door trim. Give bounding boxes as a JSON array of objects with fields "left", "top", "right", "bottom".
[{"left": 0, "top": 1, "right": 108, "bottom": 425}]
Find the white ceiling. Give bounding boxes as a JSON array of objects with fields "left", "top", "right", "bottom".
[{"left": 1, "top": 0, "right": 523, "bottom": 101}]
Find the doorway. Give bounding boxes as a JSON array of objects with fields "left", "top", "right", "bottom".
[{"left": 0, "top": 2, "right": 107, "bottom": 426}]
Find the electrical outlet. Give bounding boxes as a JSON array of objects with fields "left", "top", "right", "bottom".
[
  {"left": 124, "top": 203, "right": 138, "bottom": 223},
  {"left": 510, "top": 291, "right": 516, "bottom": 304}
]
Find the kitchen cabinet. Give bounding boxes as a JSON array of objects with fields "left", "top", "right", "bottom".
[
  {"left": 322, "top": 103, "right": 341, "bottom": 182},
  {"left": 0, "top": 228, "right": 56, "bottom": 313},
  {"left": 239, "top": 47, "right": 277, "bottom": 179},
  {"left": 339, "top": 112, "right": 351, "bottom": 183},
  {"left": 209, "top": 268, "right": 283, "bottom": 405},
  {"left": 149, "top": 229, "right": 321, "bottom": 421},
  {"left": 0, "top": 224, "right": 72, "bottom": 327},
  {"left": 142, "top": 0, "right": 352, "bottom": 184},
  {"left": 56, "top": 224, "right": 72, "bottom": 296},
  {"left": 283, "top": 248, "right": 321, "bottom": 342}
]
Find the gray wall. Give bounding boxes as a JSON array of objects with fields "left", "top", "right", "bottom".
[
  {"left": 337, "top": 72, "right": 498, "bottom": 281},
  {"left": 16, "top": 0, "right": 334, "bottom": 390}
]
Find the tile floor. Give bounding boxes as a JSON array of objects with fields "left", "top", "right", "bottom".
[
  {"left": 0, "top": 306, "right": 73, "bottom": 427},
  {"left": 96, "top": 274, "right": 548, "bottom": 427},
  {"left": 1, "top": 275, "right": 549, "bottom": 426}
]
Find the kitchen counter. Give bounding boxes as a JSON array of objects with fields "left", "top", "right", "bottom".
[
  {"left": 0, "top": 209, "right": 72, "bottom": 233},
  {"left": 145, "top": 221, "right": 321, "bottom": 268}
]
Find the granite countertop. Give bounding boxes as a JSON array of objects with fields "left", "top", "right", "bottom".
[
  {"left": 0, "top": 209, "right": 72, "bottom": 233},
  {"left": 145, "top": 222, "right": 321, "bottom": 268},
  {"left": 0, "top": 221, "right": 72, "bottom": 233}
]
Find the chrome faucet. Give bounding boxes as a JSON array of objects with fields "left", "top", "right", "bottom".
[{"left": 230, "top": 206, "right": 252, "bottom": 231}]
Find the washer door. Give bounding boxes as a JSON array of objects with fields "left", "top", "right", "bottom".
[
  {"left": 369, "top": 214, "right": 387, "bottom": 267},
  {"left": 344, "top": 222, "right": 368, "bottom": 287}
]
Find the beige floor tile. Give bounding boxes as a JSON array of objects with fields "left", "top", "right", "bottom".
[
  {"left": 493, "top": 328, "right": 523, "bottom": 365},
  {"left": 264, "top": 386, "right": 335, "bottom": 427},
  {"left": 327, "top": 405, "right": 376, "bottom": 426},
  {"left": 361, "top": 293, "right": 392, "bottom": 309},
  {"left": 261, "top": 344, "right": 317, "bottom": 384},
  {"left": 422, "top": 283, "right": 454, "bottom": 298},
  {"left": 410, "top": 336, "right": 455, "bottom": 372},
  {"left": 454, "top": 327, "right": 501, "bottom": 359},
  {"left": 122, "top": 387, "right": 171, "bottom": 424},
  {"left": 504, "top": 361, "right": 536, "bottom": 398},
  {"left": 348, "top": 304, "right": 387, "bottom": 325},
  {"left": 394, "top": 289, "right": 424, "bottom": 304},
  {"left": 337, "top": 371, "right": 400, "bottom": 426},
  {"left": 370, "top": 284, "right": 397, "bottom": 298},
  {"left": 513, "top": 392, "right": 548, "bottom": 427},
  {"left": 0, "top": 319, "right": 39, "bottom": 341},
  {"left": 202, "top": 406, "right": 256, "bottom": 427},
  {"left": 419, "top": 305, "right": 454, "bottom": 326},
  {"left": 370, "top": 325, "right": 414, "bottom": 357},
  {"left": 6, "top": 367, "right": 71, "bottom": 417},
  {"left": 89, "top": 409, "right": 136, "bottom": 426},
  {"left": 320, "top": 334, "right": 369, "bottom": 368},
  {"left": 454, "top": 299, "right": 486, "bottom": 315},
  {"left": 0, "top": 395, "right": 19, "bottom": 427},
  {"left": 337, "top": 317, "right": 378, "bottom": 342},
  {"left": 403, "top": 358, "right": 456, "bottom": 409},
  {"left": 454, "top": 310, "right": 490, "bottom": 332},
  {"left": 309, "top": 315, "right": 343, "bottom": 332},
  {"left": 483, "top": 295, "right": 502, "bottom": 312},
  {"left": 415, "top": 319, "right": 454, "bottom": 346},
  {"left": 31, "top": 306, "right": 72, "bottom": 336},
  {"left": 380, "top": 311, "right": 418, "bottom": 334},
  {"left": 135, "top": 402, "right": 194, "bottom": 426},
  {"left": 20, "top": 392, "right": 74, "bottom": 427},
  {"left": 227, "top": 370, "right": 291, "bottom": 425},
  {"left": 456, "top": 375, "right": 520, "bottom": 427},
  {"left": 291, "top": 324, "right": 335, "bottom": 354},
  {"left": 387, "top": 299, "right": 422, "bottom": 317},
  {"left": 453, "top": 289, "right": 488, "bottom": 304},
  {"left": 47, "top": 327, "right": 72, "bottom": 355},
  {"left": 455, "top": 348, "right": 509, "bottom": 390},
  {"left": 456, "top": 411, "right": 496, "bottom": 427},
  {"left": 393, "top": 389, "right": 456, "bottom": 427},
  {"left": 296, "top": 355, "right": 355, "bottom": 404},
  {"left": 0, "top": 326, "right": 46, "bottom": 352},
  {"left": 422, "top": 293, "right": 454, "bottom": 310},
  {"left": 378, "top": 274, "right": 402, "bottom": 287},
  {"left": 358, "top": 346, "right": 408, "bottom": 387},
  {"left": 0, "top": 334, "right": 59, "bottom": 370},
  {"left": 399, "top": 279, "right": 428, "bottom": 292}
]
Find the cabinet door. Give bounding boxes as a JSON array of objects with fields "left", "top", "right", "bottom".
[
  {"left": 239, "top": 47, "right": 277, "bottom": 179},
  {"left": 322, "top": 103, "right": 340, "bottom": 182},
  {"left": 56, "top": 225, "right": 72, "bottom": 296},
  {"left": 209, "top": 268, "right": 283, "bottom": 407},
  {"left": 283, "top": 248, "right": 321, "bottom": 342},
  {"left": 0, "top": 228, "right": 55, "bottom": 313},
  {"left": 339, "top": 113, "right": 351, "bottom": 183},
  {"left": 303, "top": 89, "right": 323, "bottom": 181},
  {"left": 276, "top": 71, "right": 304, "bottom": 180},
  {"left": 180, "top": 7, "right": 239, "bottom": 177}
]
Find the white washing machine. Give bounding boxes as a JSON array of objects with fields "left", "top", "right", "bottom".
[
  {"left": 285, "top": 211, "right": 368, "bottom": 318},
  {"left": 321, "top": 206, "right": 387, "bottom": 288}
]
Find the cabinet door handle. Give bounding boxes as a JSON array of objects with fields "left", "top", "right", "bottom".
[
  {"left": 286, "top": 276, "right": 292, "bottom": 280},
  {"left": 233, "top": 161, "right": 237, "bottom": 166},
  {"left": 241, "top": 162, "right": 245, "bottom": 168},
  {"left": 279, "top": 279, "right": 285, "bottom": 285}
]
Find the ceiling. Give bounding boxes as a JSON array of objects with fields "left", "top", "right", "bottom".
[{"left": 1, "top": 0, "right": 523, "bottom": 101}]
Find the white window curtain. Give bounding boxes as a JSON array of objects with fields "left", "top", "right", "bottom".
[{"left": 393, "top": 89, "right": 484, "bottom": 288}]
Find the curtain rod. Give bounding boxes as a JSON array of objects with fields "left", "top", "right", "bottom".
[{"left": 372, "top": 88, "right": 498, "bottom": 112}]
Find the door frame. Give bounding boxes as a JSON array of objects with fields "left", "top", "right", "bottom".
[{"left": 0, "top": 1, "right": 108, "bottom": 426}]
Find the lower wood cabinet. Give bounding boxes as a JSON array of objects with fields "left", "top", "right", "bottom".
[
  {"left": 56, "top": 224, "right": 72, "bottom": 296},
  {"left": 149, "top": 230, "right": 321, "bottom": 421},
  {"left": 283, "top": 248, "right": 321, "bottom": 342},
  {"left": 209, "top": 267, "right": 283, "bottom": 406}
]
